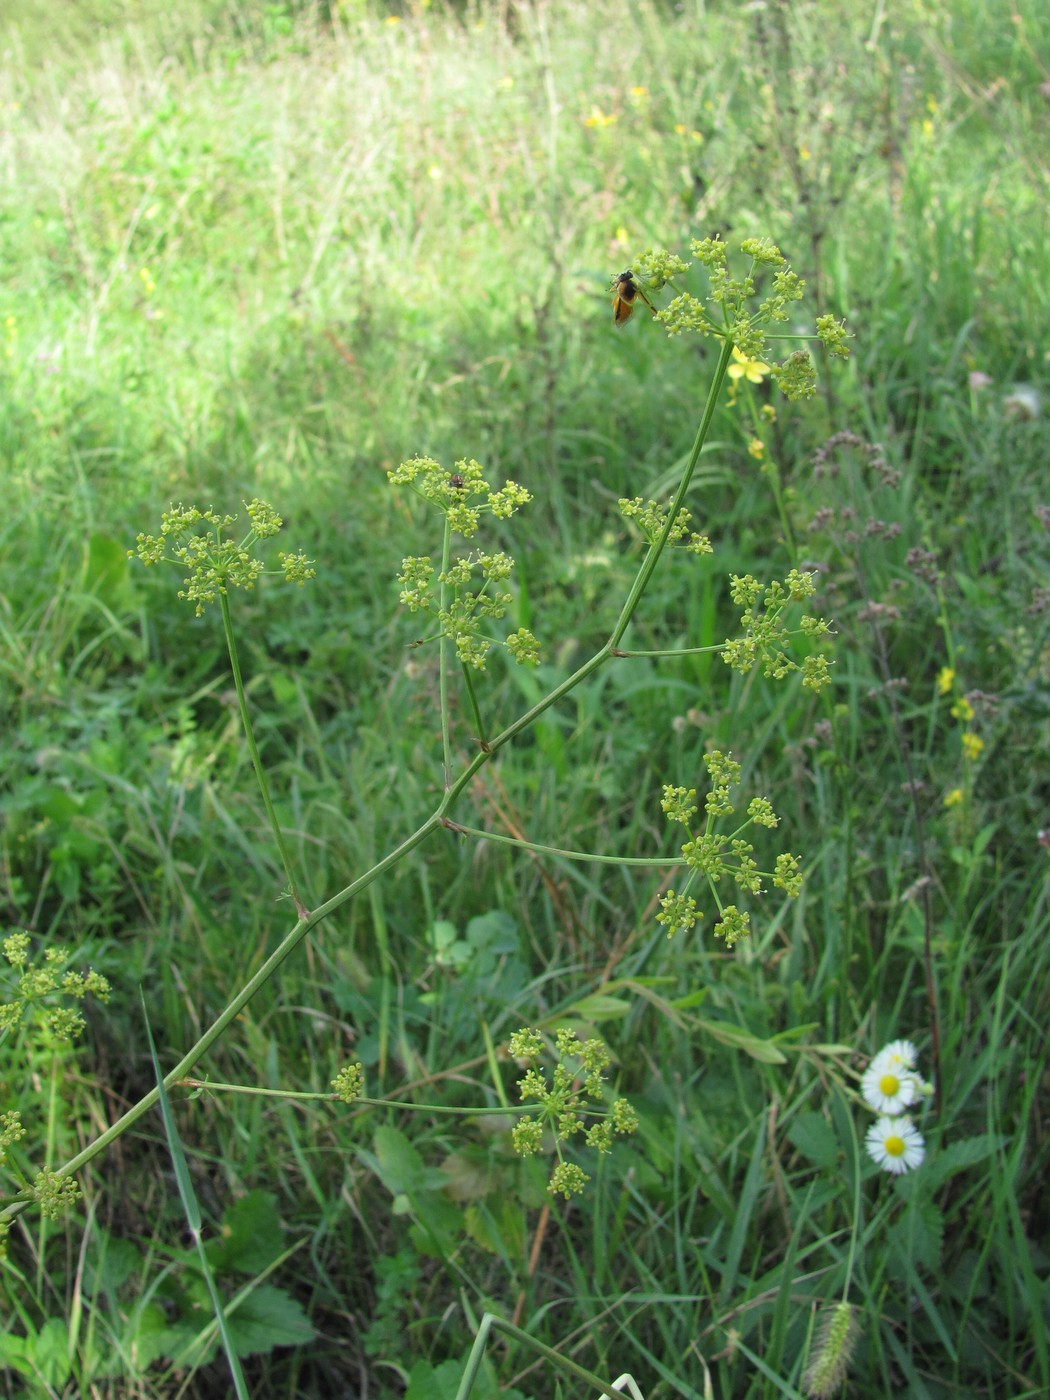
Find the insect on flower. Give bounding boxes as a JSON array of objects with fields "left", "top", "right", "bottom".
[
  {"left": 611, "top": 269, "right": 655, "bottom": 327},
  {"left": 448, "top": 473, "right": 465, "bottom": 489}
]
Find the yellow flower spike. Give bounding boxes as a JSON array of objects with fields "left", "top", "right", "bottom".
[{"left": 961, "top": 732, "right": 984, "bottom": 761}]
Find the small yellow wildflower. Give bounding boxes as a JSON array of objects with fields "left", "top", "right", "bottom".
[
  {"left": 943, "top": 788, "right": 964, "bottom": 809},
  {"left": 961, "top": 732, "right": 984, "bottom": 761},
  {"left": 951, "top": 697, "right": 974, "bottom": 723},
  {"left": 798, "top": 144, "right": 812, "bottom": 161},
  {"left": 748, "top": 437, "right": 765, "bottom": 461},
  {"left": 583, "top": 107, "right": 617, "bottom": 128},
  {"left": 727, "top": 347, "right": 770, "bottom": 385},
  {"left": 937, "top": 666, "right": 954, "bottom": 695}
]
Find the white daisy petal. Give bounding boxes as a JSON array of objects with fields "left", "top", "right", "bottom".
[
  {"left": 861, "top": 1062, "right": 920, "bottom": 1115},
  {"left": 872, "top": 1039, "right": 918, "bottom": 1072},
  {"left": 865, "top": 1116, "right": 925, "bottom": 1175}
]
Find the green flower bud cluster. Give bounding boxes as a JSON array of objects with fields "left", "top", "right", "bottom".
[
  {"left": 656, "top": 752, "right": 803, "bottom": 947},
  {"left": 722, "top": 571, "right": 833, "bottom": 693},
  {"left": 506, "top": 1028, "right": 638, "bottom": 1199},
  {"left": 390, "top": 457, "right": 540, "bottom": 671},
  {"left": 331, "top": 1062, "right": 365, "bottom": 1103},
  {"left": 130, "top": 500, "right": 316, "bottom": 616},
  {"left": 0, "top": 932, "right": 111, "bottom": 1042},
  {"left": 628, "top": 239, "right": 850, "bottom": 402},
  {"left": 388, "top": 456, "right": 531, "bottom": 539},
  {"left": 619, "top": 497, "right": 713, "bottom": 556},
  {"left": 31, "top": 1167, "right": 82, "bottom": 1222}
]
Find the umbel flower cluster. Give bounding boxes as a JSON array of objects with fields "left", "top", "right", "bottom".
[
  {"left": 861, "top": 1038, "right": 932, "bottom": 1175},
  {"left": 131, "top": 500, "right": 316, "bottom": 616},
  {"left": 630, "top": 236, "right": 850, "bottom": 399},
  {"left": 388, "top": 456, "right": 540, "bottom": 670},
  {"left": 507, "top": 1028, "right": 639, "bottom": 1199},
  {"left": 657, "top": 751, "right": 803, "bottom": 946}
]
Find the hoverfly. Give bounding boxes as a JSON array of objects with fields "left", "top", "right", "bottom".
[{"left": 611, "top": 269, "right": 655, "bottom": 327}]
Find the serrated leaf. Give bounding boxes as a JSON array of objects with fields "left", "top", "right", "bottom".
[
  {"left": 225, "top": 1284, "right": 316, "bottom": 1356},
  {"left": 907, "top": 1198, "right": 945, "bottom": 1271},
  {"left": 404, "top": 1358, "right": 464, "bottom": 1400},
  {"left": 206, "top": 1189, "right": 284, "bottom": 1275},
  {"left": 466, "top": 909, "right": 519, "bottom": 952},
  {"left": 787, "top": 1111, "right": 841, "bottom": 1171},
  {"left": 925, "top": 1135, "right": 1005, "bottom": 1189}
]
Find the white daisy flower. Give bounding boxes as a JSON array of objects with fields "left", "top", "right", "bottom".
[
  {"left": 861, "top": 1060, "right": 920, "bottom": 1115},
  {"left": 866, "top": 1116, "right": 925, "bottom": 1175},
  {"left": 871, "top": 1039, "right": 918, "bottom": 1072}
]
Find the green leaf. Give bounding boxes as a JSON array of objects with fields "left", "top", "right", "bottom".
[
  {"left": 924, "top": 1135, "right": 1004, "bottom": 1189},
  {"left": 404, "top": 1358, "right": 464, "bottom": 1400},
  {"left": 787, "top": 1111, "right": 841, "bottom": 1171},
  {"left": 85, "top": 532, "right": 132, "bottom": 609},
  {"left": 465, "top": 910, "right": 519, "bottom": 953},
  {"left": 695, "top": 1016, "right": 788, "bottom": 1063},
  {"left": 225, "top": 1284, "right": 316, "bottom": 1356},
  {"left": 560, "top": 993, "right": 631, "bottom": 1021},
  {"left": 206, "top": 1190, "right": 285, "bottom": 1275},
  {"left": 372, "top": 1125, "right": 429, "bottom": 1195}
]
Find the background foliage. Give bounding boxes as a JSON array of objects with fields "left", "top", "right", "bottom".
[{"left": 1, "top": 0, "right": 1048, "bottom": 1395}]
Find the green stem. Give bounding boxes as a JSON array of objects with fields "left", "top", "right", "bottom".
[
  {"left": 443, "top": 819, "right": 683, "bottom": 866},
  {"left": 178, "top": 1080, "right": 529, "bottom": 1114},
  {"left": 219, "top": 591, "right": 306, "bottom": 920},
  {"left": 612, "top": 644, "right": 723, "bottom": 658},
  {"left": 439, "top": 516, "right": 454, "bottom": 787},
  {"left": 609, "top": 335, "right": 735, "bottom": 647},
  {"left": 459, "top": 660, "right": 487, "bottom": 747}
]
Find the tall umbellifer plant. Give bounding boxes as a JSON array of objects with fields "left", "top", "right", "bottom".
[{"left": 1, "top": 234, "right": 846, "bottom": 1243}]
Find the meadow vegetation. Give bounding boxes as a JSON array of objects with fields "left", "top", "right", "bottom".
[{"left": 0, "top": 0, "right": 1048, "bottom": 1395}]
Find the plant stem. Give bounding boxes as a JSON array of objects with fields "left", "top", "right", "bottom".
[
  {"left": 219, "top": 590, "right": 308, "bottom": 920},
  {"left": 177, "top": 1080, "right": 529, "bottom": 1114},
  {"left": 442, "top": 819, "right": 683, "bottom": 866},
  {"left": 439, "top": 515, "right": 454, "bottom": 787}
]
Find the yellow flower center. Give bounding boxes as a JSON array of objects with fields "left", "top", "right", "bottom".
[
  {"left": 879, "top": 1073, "right": 900, "bottom": 1097},
  {"left": 885, "top": 1134, "right": 905, "bottom": 1157}
]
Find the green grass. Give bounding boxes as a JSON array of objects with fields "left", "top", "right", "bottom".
[{"left": 1, "top": 0, "right": 1049, "bottom": 1395}]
